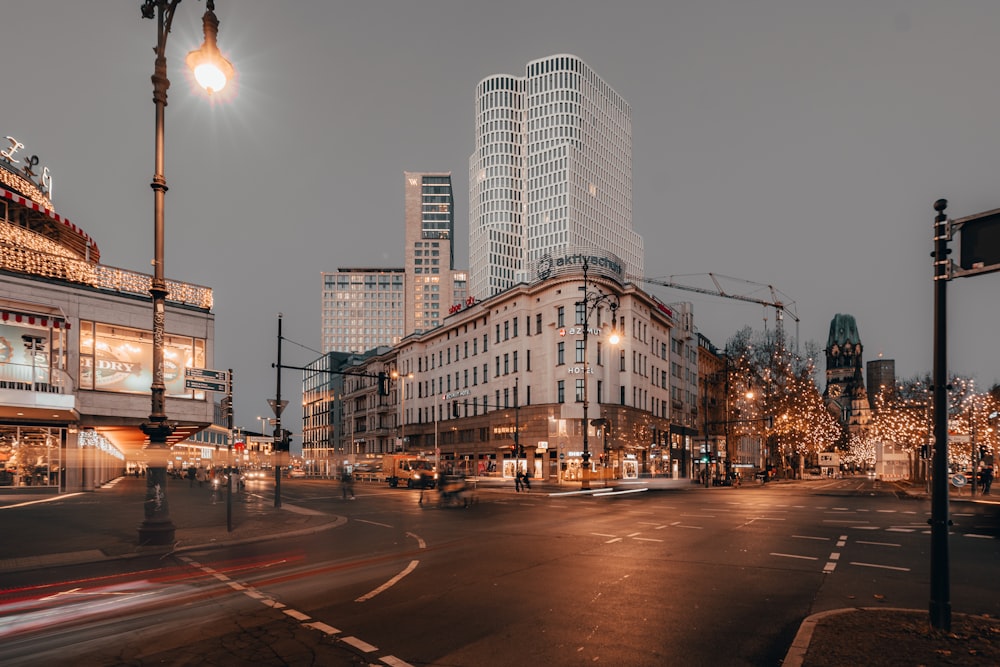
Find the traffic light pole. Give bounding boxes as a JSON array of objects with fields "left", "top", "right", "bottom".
[{"left": 274, "top": 314, "right": 283, "bottom": 508}]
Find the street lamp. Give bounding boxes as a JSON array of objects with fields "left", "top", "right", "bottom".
[
  {"left": 391, "top": 370, "right": 413, "bottom": 452},
  {"left": 137, "top": 0, "right": 235, "bottom": 546},
  {"left": 576, "top": 258, "right": 620, "bottom": 490}
]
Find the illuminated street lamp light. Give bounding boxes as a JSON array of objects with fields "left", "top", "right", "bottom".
[
  {"left": 576, "top": 258, "right": 620, "bottom": 490},
  {"left": 137, "top": 0, "right": 235, "bottom": 546}
]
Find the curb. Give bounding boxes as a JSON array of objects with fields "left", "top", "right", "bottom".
[{"left": 782, "top": 607, "right": 918, "bottom": 667}]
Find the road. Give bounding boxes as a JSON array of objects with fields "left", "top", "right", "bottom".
[{"left": 1, "top": 477, "right": 997, "bottom": 666}]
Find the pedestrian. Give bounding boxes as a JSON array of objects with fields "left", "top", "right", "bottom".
[
  {"left": 522, "top": 469, "right": 531, "bottom": 492},
  {"left": 515, "top": 469, "right": 523, "bottom": 492},
  {"left": 341, "top": 467, "right": 355, "bottom": 500},
  {"left": 982, "top": 466, "right": 993, "bottom": 495}
]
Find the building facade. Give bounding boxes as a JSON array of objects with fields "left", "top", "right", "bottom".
[
  {"left": 468, "top": 54, "right": 644, "bottom": 299},
  {"left": 310, "top": 259, "right": 713, "bottom": 483},
  {"left": 404, "top": 171, "right": 458, "bottom": 335},
  {"left": 1, "top": 136, "right": 217, "bottom": 492},
  {"left": 321, "top": 268, "right": 406, "bottom": 354}
]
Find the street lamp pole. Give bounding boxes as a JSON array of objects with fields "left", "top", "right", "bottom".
[
  {"left": 576, "top": 259, "right": 620, "bottom": 490},
  {"left": 392, "top": 370, "right": 413, "bottom": 452},
  {"left": 137, "top": 0, "right": 234, "bottom": 546}
]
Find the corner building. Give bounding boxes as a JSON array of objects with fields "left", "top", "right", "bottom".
[
  {"left": 1, "top": 139, "right": 216, "bottom": 492},
  {"left": 469, "top": 54, "right": 644, "bottom": 298},
  {"left": 339, "top": 257, "right": 702, "bottom": 483}
]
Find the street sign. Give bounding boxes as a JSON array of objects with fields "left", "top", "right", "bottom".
[
  {"left": 185, "top": 367, "right": 229, "bottom": 381},
  {"left": 184, "top": 378, "right": 228, "bottom": 392},
  {"left": 267, "top": 399, "right": 288, "bottom": 416},
  {"left": 951, "top": 473, "right": 967, "bottom": 487}
]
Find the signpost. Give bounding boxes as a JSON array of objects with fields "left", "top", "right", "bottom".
[{"left": 185, "top": 367, "right": 229, "bottom": 392}]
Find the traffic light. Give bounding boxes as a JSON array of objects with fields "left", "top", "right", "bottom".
[
  {"left": 275, "top": 428, "right": 292, "bottom": 452},
  {"left": 378, "top": 372, "right": 389, "bottom": 396}
]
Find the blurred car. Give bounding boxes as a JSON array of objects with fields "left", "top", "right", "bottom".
[
  {"left": 244, "top": 469, "right": 266, "bottom": 480},
  {"left": 288, "top": 468, "right": 306, "bottom": 478}
]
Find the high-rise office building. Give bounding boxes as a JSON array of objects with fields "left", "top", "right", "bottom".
[
  {"left": 321, "top": 268, "right": 405, "bottom": 354},
  {"left": 404, "top": 172, "right": 457, "bottom": 334},
  {"left": 468, "top": 53, "right": 644, "bottom": 297}
]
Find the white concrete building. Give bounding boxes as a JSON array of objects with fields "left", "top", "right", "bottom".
[{"left": 469, "top": 54, "right": 644, "bottom": 298}]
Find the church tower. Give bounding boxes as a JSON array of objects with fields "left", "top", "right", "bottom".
[{"left": 824, "top": 314, "right": 870, "bottom": 432}]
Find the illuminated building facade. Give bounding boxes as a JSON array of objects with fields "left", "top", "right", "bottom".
[
  {"left": 321, "top": 268, "right": 406, "bottom": 355},
  {"left": 0, "top": 134, "right": 217, "bottom": 492},
  {"left": 469, "top": 54, "right": 644, "bottom": 298}
]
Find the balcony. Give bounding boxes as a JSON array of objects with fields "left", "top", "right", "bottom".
[{"left": 0, "top": 362, "right": 77, "bottom": 420}]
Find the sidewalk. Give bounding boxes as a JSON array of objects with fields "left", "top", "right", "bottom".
[{"left": 0, "top": 475, "right": 342, "bottom": 573}]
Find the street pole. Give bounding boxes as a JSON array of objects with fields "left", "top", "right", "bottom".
[
  {"left": 136, "top": 0, "right": 234, "bottom": 546},
  {"left": 274, "top": 313, "right": 283, "bottom": 508},
  {"left": 929, "top": 198, "right": 951, "bottom": 631}
]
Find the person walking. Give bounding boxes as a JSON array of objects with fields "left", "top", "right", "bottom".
[
  {"left": 982, "top": 466, "right": 993, "bottom": 495},
  {"left": 341, "top": 467, "right": 355, "bottom": 500},
  {"left": 515, "top": 468, "right": 523, "bottom": 493}
]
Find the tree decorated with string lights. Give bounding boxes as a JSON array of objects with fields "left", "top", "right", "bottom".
[{"left": 725, "top": 327, "right": 838, "bottom": 477}]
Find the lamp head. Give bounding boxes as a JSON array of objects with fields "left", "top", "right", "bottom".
[{"left": 185, "top": 3, "right": 234, "bottom": 94}]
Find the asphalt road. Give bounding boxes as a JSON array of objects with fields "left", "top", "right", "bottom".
[{"left": 1, "top": 478, "right": 997, "bottom": 666}]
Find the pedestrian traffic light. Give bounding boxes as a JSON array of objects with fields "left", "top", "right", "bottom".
[{"left": 377, "top": 372, "right": 389, "bottom": 396}]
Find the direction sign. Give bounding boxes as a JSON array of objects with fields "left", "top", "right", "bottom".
[
  {"left": 185, "top": 378, "right": 228, "bottom": 392},
  {"left": 185, "top": 367, "right": 229, "bottom": 382},
  {"left": 951, "top": 473, "right": 967, "bottom": 487}
]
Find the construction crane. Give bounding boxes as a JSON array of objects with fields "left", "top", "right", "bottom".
[{"left": 630, "top": 273, "right": 800, "bottom": 350}]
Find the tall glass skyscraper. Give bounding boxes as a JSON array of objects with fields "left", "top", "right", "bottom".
[
  {"left": 468, "top": 53, "right": 644, "bottom": 297},
  {"left": 404, "top": 172, "right": 457, "bottom": 335}
]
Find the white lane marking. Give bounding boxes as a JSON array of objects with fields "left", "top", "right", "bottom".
[
  {"left": 675, "top": 524, "right": 703, "bottom": 529},
  {"left": 343, "top": 636, "right": 379, "bottom": 652},
  {"left": 605, "top": 537, "right": 623, "bottom": 544},
  {"left": 592, "top": 532, "right": 618, "bottom": 538},
  {"left": 356, "top": 519, "right": 393, "bottom": 528},
  {"left": 850, "top": 562, "right": 910, "bottom": 572},
  {"left": 406, "top": 532, "right": 427, "bottom": 549},
  {"left": 356, "top": 560, "right": 420, "bottom": 602},
  {"left": 965, "top": 533, "right": 994, "bottom": 539},
  {"left": 829, "top": 552, "right": 841, "bottom": 561},
  {"left": 284, "top": 609, "right": 311, "bottom": 621},
  {"left": 627, "top": 532, "right": 641, "bottom": 537},
  {"left": 0, "top": 493, "right": 84, "bottom": 509},
  {"left": 633, "top": 537, "right": 664, "bottom": 543},
  {"left": 227, "top": 581, "right": 246, "bottom": 591},
  {"left": 771, "top": 553, "right": 818, "bottom": 560},
  {"left": 856, "top": 540, "right": 901, "bottom": 547},
  {"left": 886, "top": 528, "right": 915, "bottom": 533},
  {"left": 792, "top": 535, "right": 829, "bottom": 541},
  {"left": 304, "top": 622, "right": 341, "bottom": 635},
  {"left": 381, "top": 656, "right": 415, "bottom": 667},
  {"left": 823, "top": 562, "right": 837, "bottom": 573}
]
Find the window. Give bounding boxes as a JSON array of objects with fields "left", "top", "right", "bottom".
[
  {"left": 596, "top": 341, "right": 603, "bottom": 366},
  {"left": 575, "top": 378, "right": 585, "bottom": 402},
  {"left": 513, "top": 318, "right": 518, "bottom": 338},
  {"left": 513, "top": 350, "right": 518, "bottom": 373},
  {"left": 619, "top": 349, "right": 626, "bottom": 371},
  {"left": 536, "top": 313, "right": 542, "bottom": 334},
  {"left": 557, "top": 380, "right": 565, "bottom": 404},
  {"left": 557, "top": 341, "right": 565, "bottom": 365},
  {"left": 557, "top": 306, "right": 565, "bottom": 328},
  {"left": 575, "top": 340, "right": 585, "bottom": 363},
  {"left": 526, "top": 349, "right": 531, "bottom": 371},
  {"left": 503, "top": 353, "right": 510, "bottom": 375},
  {"left": 575, "top": 301, "right": 586, "bottom": 325}
]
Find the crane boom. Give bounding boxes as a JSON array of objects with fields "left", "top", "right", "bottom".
[{"left": 630, "top": 273, "right": 799, "bottom": 346}]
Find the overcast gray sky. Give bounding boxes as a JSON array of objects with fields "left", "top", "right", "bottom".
[{"left": 5, "top": 1, "right": 1000, "bottom": 439}]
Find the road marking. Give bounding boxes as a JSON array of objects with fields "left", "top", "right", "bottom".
[
  {"left": 356, "top": 560, "right": 420, "bottom": 602},
  {"left": 822, "top": 519, "right": 864, "bottom": 524},
  {"left": 675, "top": 524, "right": 703, "bottom": 529},
  {"left": 823, "top": 562, "right": 837, "bottom": 573},
  {"left": 627, "top": 532, "right": 641, "bottom": 537},
  {"left": 343, "top": 636, "right": 379, "bottom": 652},
  {"left": 381, "top": 656, "right": 415, "bottom": 667},
  {"left": 304, "top": 622, "right": 340, "bottom": 635},
  {"left": 829, "top": 552, "right": 841, "bottom": 561},
  {"left": 792, "top": 535, "right": 829, "bottom": 541},
  {"left": 875, "top": 509, "right": 897, "bottom": 513},
  {"left": 633, "top": 537, "right": 663, "bottom": 543},
  {"left": 406, "top": 532, "right": 427, "bottom": 549},
  {"left": 356, "top": 519, "right": 393, "bottom": 528},
  {"left": 856, "top": 540, "right": 900, "bottom": 547},
  {"left": 592, "top": 532, "right": 618, "bottom": 538},
  {"left": 771, "top": 553, "right": 818, "bottom": 560},
  {"left": 850, "top": 562, "right": 910, "bottom": 572},
  {"left": 605, "top": 537, "right": 623, "bottom": 543},
  {"left": 886, "top": 528, "right": 915, "bottom": 533},
  {"left": 965, "top": 533, "right": 994, "bottom": 539},
  {"left": 284, "top": 609, "right": 311, "bottom": 621}
]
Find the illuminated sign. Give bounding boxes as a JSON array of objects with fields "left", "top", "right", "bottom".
[{"left": 1, "top": 135, "right": 54, "bottom": 205}]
